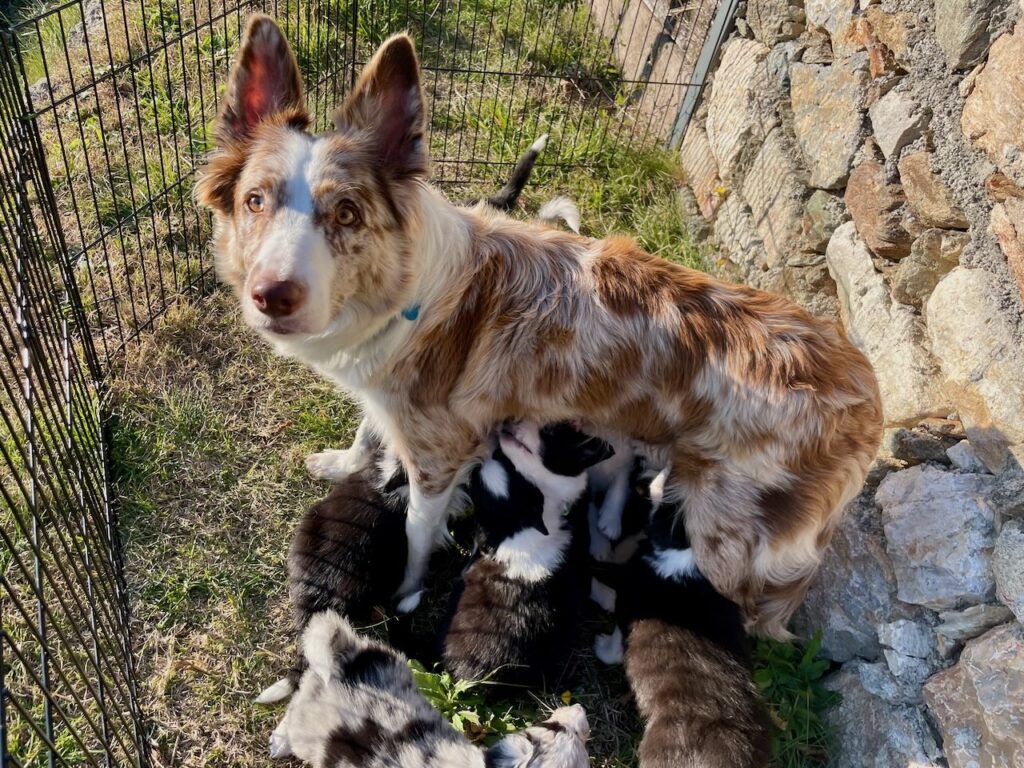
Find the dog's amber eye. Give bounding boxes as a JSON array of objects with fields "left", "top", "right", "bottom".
[
  {"left": 245, "top": 191, "right": 265, "bottom": 213},
  {"left": 336, "top": 202, "right": 360, "bottom": 227}
]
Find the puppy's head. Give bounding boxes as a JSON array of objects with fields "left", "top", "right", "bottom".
[
  {"left": 498, "top": 420, "right": 615, "bottom": 498},
  {"left": 195, "top": 15, "right": 427, "bottom": 340},
  {"left": 485, "top": 705, "right": 590, "bottom": 768}
]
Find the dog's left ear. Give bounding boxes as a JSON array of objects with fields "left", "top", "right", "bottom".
[{"left": 334, "top": 34, "right": 427, "bottom": 178}]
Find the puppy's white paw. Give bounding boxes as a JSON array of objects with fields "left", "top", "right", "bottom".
[
  {"left": 254, "top": 677, "right": 295, "bottom": 705},
  {"left": 305, "top": 449, "right": 355, "bottom": 480},
  {"left": 590, "top": 530, "right": 613, "bottom": 562},
  {"left": 590, "top": 579, "right": 617, "bottom": 612},
  {"left": 396, "top": 590, "right": 423, "bottom": 614},
  {"left": 594, "top": 628, "right": 624, "bottom": 665},
  {"left": 269, "top": 730, "right": 291, "bottom": 759},
  {"left": 597, "top": 511, "right": 622, "bottom": 541}
]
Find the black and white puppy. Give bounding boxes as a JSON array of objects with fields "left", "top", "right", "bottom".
[
  {"left": 442, "top": 420, "right": 613, "bottom": 686},
  {"left": 256, "top": 452, "right": 409, "bottom": 704},
  {"left": 594, "top": 473, "right": 771, "bottom": 768},
  {"left": 270, "top": 611, "right": 590, "bottom": 767}
]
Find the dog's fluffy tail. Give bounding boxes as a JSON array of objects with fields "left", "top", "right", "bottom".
[
  {"left": 486, "top": 134, "right": 548, "bottom": 211},
  {"left": 537, "top": 196, "right": 581, "bottom": 234}
]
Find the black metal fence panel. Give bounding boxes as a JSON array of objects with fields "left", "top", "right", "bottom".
[{"left": 0, "top": 0, "right": 729, "bottom": 765}]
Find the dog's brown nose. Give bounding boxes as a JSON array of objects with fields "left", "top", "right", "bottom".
[{"left": 251, "top": 280, "right": 305, "bottom": 318}]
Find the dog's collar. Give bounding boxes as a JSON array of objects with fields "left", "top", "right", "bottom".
[{"left": 401, "top": 303, "right": 421, "bottom": 321}]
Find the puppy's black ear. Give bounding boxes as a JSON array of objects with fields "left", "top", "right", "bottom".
[{"left": 576, "top": 436, "right": 615, "bottom": 470}]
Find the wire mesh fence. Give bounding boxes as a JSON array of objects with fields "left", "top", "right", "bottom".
[{"left": 1, "top": 0, "right": 734, "bottom": 764}]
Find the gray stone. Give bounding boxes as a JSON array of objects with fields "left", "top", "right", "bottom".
[
  {"left": 948, "top": 441, "right": 991, "bottom": 474},
  {"left": 825, "top": 223, "right": 943, "bottom": 425},
  {"left": 742, "top": 128, "right": 809, "bottom": 267},
  {"left": 805, "top": 0, "right": 859, "bottom": 57},
  {"left": 713, "top": 193, "right": 765, "bottom": 272},
  {"left": 869, "top": 90, "right": 929, "bottom": 161},
  {"left": 790, "top": 58, "right": 869, "bottom": 189},
  {"left": 881, "top": 427, "right": 951, "bottom": 465},
  {"left": 792, "top": 493, "right": 909, "bottom": 662},
  {"left": 877, "top": 619, "right": 934, "bottom": 659},
  {"left": 961, "top": 20, "right": 1024, "bottom": 184},
  {"left": 747, "top": 0, "right": 806, "bottom": 47},
  {"left": 994, "top": 519, "right": 1024, "bottom": 623},
  {"left": 877, "top": 464, "right": 997, "bottom": 610},
  {"left": 782, "top": 258, "right": 841, "bottom": 320},
  {"left": 802, "top": 189, "right": 847, "bottom": 253},
  {"left": 935, "top": 0, "right": 1013, "bottom": 71},
  {"left": 883, "top": 649, "right": 934, "bottom": 683},
  {"left": 924, "top": 623, "right": 1024, "bottom": 768},
  {"left": 766, "top": 41, "right": 803, "bottom": 87},
  {"left": 705, "top": 38, "right": 774, "bottom": 184},
  {"left": 826, "top": 665, "right": 944, "bottom": 768},
  {"left": 927, "top": 269, "right": 1024, "bottom": 472},
  {"left": 67, "top": 0, "right": 105, "bottom": 49},
  {"left": 890, "top": 229, "right": 968, "bottom": 308},
  {"left": 935, "top": 604, "right": 1015, "bottom": 648},
  {"left": 855, "top": 660, "right": 926, "bottom": 705},
  {"left": 992, "top": 454, "right": 1024, "bottom": 519}
]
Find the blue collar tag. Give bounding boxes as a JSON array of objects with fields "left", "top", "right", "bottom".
[{"left": 401, "top": 303, "right": 421, "bottom": 321}]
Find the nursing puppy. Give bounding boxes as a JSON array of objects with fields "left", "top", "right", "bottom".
[
  {"left": 196, "top": 17, "right": 883, "bottom": 636},
  {"left": 256, "top": 452, "right": 408, "bottom": 704},
  {"left": 271, "top": 611, "right": 590, "bottom": 767},
  {"left": 442, "top": 421, "right": 611, "bottom": 686},
  {"left": 594, "top": 481, "right": 771, "bottom": 768}
]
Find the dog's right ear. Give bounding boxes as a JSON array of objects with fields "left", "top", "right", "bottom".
[
  {"left": 334, "top": 34, "right": 427, "bottom": 178},
  {"left": 216, "top": 15, "right": 309, "bottom": 146}
]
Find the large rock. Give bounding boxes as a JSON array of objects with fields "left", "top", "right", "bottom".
[
  {"left": 926, "top": 268, "right": 1024, "bottom": 472},
  {"left": 825, "top": 223, "right": 943, "bottom": 424},
  {"left": 935, "top": 0, "right": 1013, "bottom": 70},
  {"left": 923, "top": 623, "right": 1024, "bottom": 768},
  {"left": 845, "top": 160, "right": 913, "bottom": 259},
  {"left": 948, "top": 440, "right": 991, "bottom": 474},
  {"left": 679, "top": 124, "right": 723, "bottom": 219},
  {"left": 935, "top": 603, "right": 1014, "bottom": 648},
  {"left": 877, "top": 464, "right": 996, "bottom": 611},
  {"left": 898, "top": 151, "right": 969, "bottom": 229},
  {"left": 890, "top": 229, "right": 968, "bottom": 308},
  {"left": 790, "top": 57, "right": 869, "bottom": 189},
  {"left": 781, "top": 256, "right": 840, "bottom": 320},
  {"left": 991, "top": 197, "right": 1024, "bottom": 300},
  {"left": 713, "top": 193, "right": 765, "bottom": 273},
  {"left": 962, "top": 21, "right": 1024, "bottom": 184},
  {"left": 705, "top": 39, "right": 774, "bottom": 184},
  {"left": 826, "top": 665, "right": 943, "bottom": 768},
  {"left": 881, "top": 426, "right": 951, "bottom": 465},
  {"left": 747, "top": 0, "right": 806, "bottom": 47},
  {"left": 993, "top": 519, "right": 1024, "bottom": 623},
  {"left": 742, "top": 128, "right": 809, "bottom": 267},
  {"left": 802, "top": 189, "right": 847, "bottom": 253},
  {"left": 861, "top": 6, "right": 916, "bottom": 66},
  {"left": 805, "top": 0, "right": 860, "bottom": 56},
  {"left": 868, "top": 90, "right": 929, "bottom": 162},
  {"left": 793, "top": 493, "right": 915, "bottom": 662}
]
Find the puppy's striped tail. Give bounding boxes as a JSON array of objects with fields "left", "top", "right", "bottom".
[
  {"left": 485, "top": 134, "right": 548, "bottom": 211},
  {"left": 537, "top": 196, "right": 581, "bottom": 234}
]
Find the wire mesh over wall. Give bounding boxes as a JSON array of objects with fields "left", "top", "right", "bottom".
[{"left": 0, "top": 0, "right": 730, "bottom": 764}]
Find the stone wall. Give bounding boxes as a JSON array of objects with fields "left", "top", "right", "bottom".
[{"left": 674, "top": 1, "right": 1024, "bottom": 765}]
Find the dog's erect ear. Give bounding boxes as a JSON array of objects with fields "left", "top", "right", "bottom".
[
  {"left": 334, "top": 34, "right": 427, "bottom": 177},
  {"left": 216, "top": 15, "right": 308, "bottom": 146}
]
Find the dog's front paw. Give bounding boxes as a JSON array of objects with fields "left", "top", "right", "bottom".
[
  {"left": 305, "top": 449, "right": 355, "bottom": 480},
  {"left": 395, "top": 590, "right": 423, "bottom": 614},
  {"left": 597, "top": 511, "right": 622, "bottom": 541},
  {"left": 594, "top": 628, "right": 624, "bottom": 665}
]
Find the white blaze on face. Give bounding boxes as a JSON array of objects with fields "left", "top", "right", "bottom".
[{"left": 243, "top": 133, "right": 336, "bottom": 336}]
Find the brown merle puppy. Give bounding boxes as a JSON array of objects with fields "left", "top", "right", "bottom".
[
  {"left": 256, "top": 450, "right": 409, "bottom": 704},
  {"left": 594, "top": 479, "right": 771, "bottom": 768},
  {"left": 270, "top": 611, "right": 590, "bottom": 767},
  {"left": 442, "top": 421, "right": 612, "bottom": 686}
]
